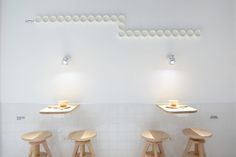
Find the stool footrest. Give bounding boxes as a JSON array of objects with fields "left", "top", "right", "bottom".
[
  {"left": 39, "top": 152, "right": 48, "bottom": 157},
  {"left": 188, "top": 151, "right": 200, "bottom": 157},
  {"left": 145, "top": 151, "right": 162, "bottom": 157},
  {"left": 75, "top": 152, "right": 92, "bottom": 157}
]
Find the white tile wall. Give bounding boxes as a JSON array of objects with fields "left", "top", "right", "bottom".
[
  {"left": 1, "top": 102, "right": 235, "bottom": 157},
  {"left": 0, "top": 103, "right": 2, "bottom": 156}
]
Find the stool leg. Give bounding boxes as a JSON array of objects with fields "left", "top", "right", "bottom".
[
  {"left": 194, "top": 143, "right": 199, "bottom": 155},
  {"left": 31, "top": 144, "right": 40, "bottom": 157},
  {"left": 79, "top": 144, "right": 84, "bottom": 157},
  {"left": 159, "top": 143, "right": 166, "bottom": 157},
  {"left": 142, "top": 143, "right": 149, "bottom": 157},
  {"left": 198, "top": 143, "right": 205, "bottom": 157},
  {"left": 87, "top": 142, "right": 95, "bottom": 157},
  {"left": 202, "top": 144, "right": 206, "bottom": 157},
  {"left": 152, "top": 143, "right": 158, "bottom": 157},
  {"left": 72, "top": 142, "right": 80, "bottom": 157},
  {"left": 82, "top": 144, "right": 86, "bottom": 156},
  {"left": 72, "top": 142, "right": 79, "bottom": 157},
  {"left": 28, "top": 146, "right": 32, "bottom": 157},
  {"left": 182, "top": 139, "right": 193, "bottom": 157},
  {"left": 42, "top": 141, "right": 52, "bottom": 157}
]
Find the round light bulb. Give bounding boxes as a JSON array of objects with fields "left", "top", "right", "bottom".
[
  {"left": 62, "top": 56, "right": 71, "bottom": 65},
  {"left": 170, "top": 60, "right": 176, "bottom": 65},
  {"left": 168, "top": 54, "right": 176, "bottom": 65}
]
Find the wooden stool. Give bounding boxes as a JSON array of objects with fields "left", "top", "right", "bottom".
[
  {"left": 69, "top": 130, "right": 96, "bottom": 157},
  {"left": 141, "top": 130, "right": 169, "bottom": 157},
  {"left": 22, "top": 130, "right": 52, "bottom": 157},
  {"left": 182, "top": 128, "right": 213, "bottom": 157}
]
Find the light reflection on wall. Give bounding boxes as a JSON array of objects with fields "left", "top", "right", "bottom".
[
  {"left": 50, "top": 71, "right": 81, "bottom": 101},
  {"left": 151, "top": 69, "right": 188, "bottom": 102}
]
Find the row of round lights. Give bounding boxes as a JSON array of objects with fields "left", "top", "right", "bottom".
[
  {"left": 118, "top": 29, "right": 201, "bottom": 37},
  {"left": 34, "top": 15, "right": 126, "bottom": 23},
  {"left": 33, "top": 15, "right": 201, "bottom": 37}
]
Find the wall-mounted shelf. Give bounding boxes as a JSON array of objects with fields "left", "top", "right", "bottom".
[
  {"left": 40, "top": 104, "right": 79, "bottom": 114},
  {"left": 156, "top": 104, "right": 198, "bottom": 114}
]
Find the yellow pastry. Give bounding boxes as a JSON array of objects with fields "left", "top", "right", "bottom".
[
  {"left": 58, "top": 100, "right": 69, "bottom": 108},
  {"left": 168, "top": 100, "right": 179, "bottom": 107}
]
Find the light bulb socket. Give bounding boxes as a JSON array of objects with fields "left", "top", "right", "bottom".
[
  {"left": 168, "top": 54, "right": 176, "bottom": 65},
  {"left": 62, "top": 56, "right": 71, "bottom": 65}
]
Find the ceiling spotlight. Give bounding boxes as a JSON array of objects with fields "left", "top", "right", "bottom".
[
  {"left": 62, "top": 56, "right": 71, "bottom": 65},
  {"left": 168, "top": 54, "right": 176, "bottom": 65}
]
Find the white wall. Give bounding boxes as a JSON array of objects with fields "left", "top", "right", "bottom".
[
  {"left": 0, "top": 0, "right": 2, "bottom": 153},
  {"left": 0, "top": 0, "right": 235, "bottom": 157},
  {"left": 234, "top": 0, "right": 236, "bottom": 101},
  {"left": 1, "top": 0, "right": 235, "bottom": 104},
  {"left": 233, "top": 0, "right": 236, "bottom": 147}
]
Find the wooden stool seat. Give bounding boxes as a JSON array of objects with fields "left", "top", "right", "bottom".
[
  {"left": 182, "top": 128, "right": 213, "bottom": 157},
  {"left": 22, "top": 131, "right": 52, "bottom": 157},
  {"left": 69, "top": 130, "right": 96, "bottom": 142},
  {"left": 22, "top": 131, "right": 52, "bottom": 143},
  {"left": 142, "top": 130, "right": 169, "bottom": 143},
  {"left": 183, "top": 128, "right": 212, "bottom": 140},
  {"left": 69, "top": 130, "right": 96, "bottom": 157},
  {"left": 141, "top": 130, "right": 169, "bottom": 157}
]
